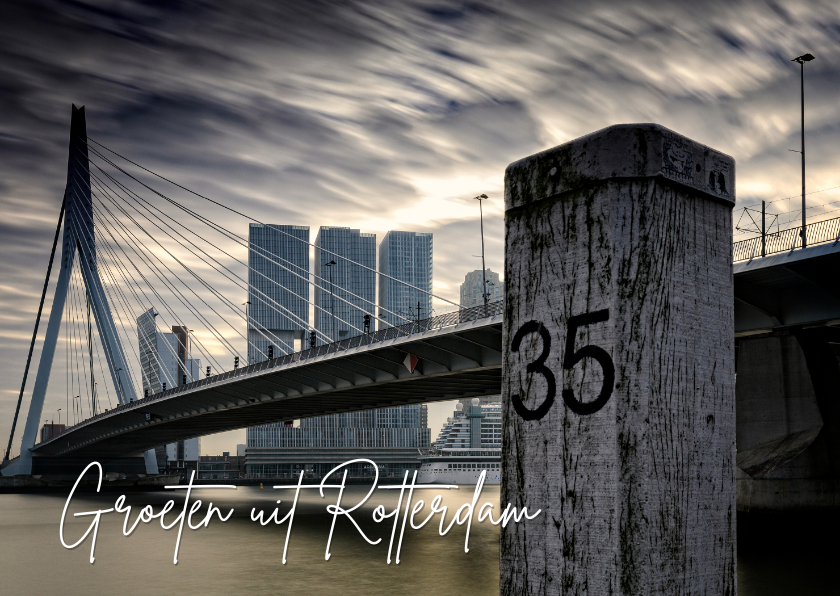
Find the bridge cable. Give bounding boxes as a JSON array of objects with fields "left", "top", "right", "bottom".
[
  {"left": 90, "top": 195, "right": 258, "bottom": 363},
  {"left": 93, "top": 230, "right": 174, "bottom": 391},
  {"left": 89, "top": 202, "right": 224, "bottom": 380},
  {"left": 67, "top": 203, "right": 193, "bottom": 389},
  {"left": 94, "top": 229, "right": 196, "bottom": 389},
  {"left": 85, "top": 139, "right": 459, "bottom": 310},
  {"left": 85, "top": 163, "right": 371, "bottom": 343},
  {"left": 68, "top": 263, "right": 92, "bottom": 415},
  {"left": 67, "top": 209, "right": 143, "bottom": 406},
  {"left": 91, "top": 224, "right": 161, "bottom": 391},
  {"left": 65, "top": 206, "right": 154, "bottom": 397},
  {"left": 4, "top": 195, "right": 65, "bottom": 462},
  {"left": 81, "top": 189, "right": 245, "bottom": 366},
  {"left": 88, "top": 210, "right": 229, "bottom": 384},
  {"left": 85, "top": 159, "right": 372, "bottom": 336},
  {"left": 85, "top": 153, "right": 415, "bottom": 329},
  {"left": 85, "top": 173, "right": 298, "bottom": 354}
]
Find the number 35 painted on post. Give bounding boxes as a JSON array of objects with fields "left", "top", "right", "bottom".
[{"left": 510, "top": 309, "right": 615, "bottom": 420}]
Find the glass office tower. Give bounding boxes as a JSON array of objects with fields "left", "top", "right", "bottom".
[
  {"left": 378, "top": 231, "right": 433, "bottom": 327},
  {"left": 313, "top": 227, "right": 375, "bottom": 343},
  {"left": 248, "top": 224, "right": 309, "bottom": 361},
  {"left": 137, "top": 307, "right": 200, "bottom": 395},
  {"left": 459, "top": 269, "right": 503, "bottom": 308}
]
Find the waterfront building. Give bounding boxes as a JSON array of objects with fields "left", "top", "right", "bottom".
[
  {"left": 460, "top": 269, "right": 503, "bottom": 309},
  {"left": 248, "top": 224, "right": 309, "bottom": 362},
  {"left": 163, "top": 437, "right": 200, "bottom": 478},
  {"left": 378, "top": 231, "right": 433, "bottom": 327},
  {"left": 40, "top": 423, "right": 66, "bottom": 443},
  {"left": 246, "top": 404, "right": 430, "bottom": 478},
  {"left": 137, "top": 307, "right": 200, "bottom": 474},
  {"left": 198, "top": 452, "right": 244, "bottom": 479},
  {"left": 313, "top": 226, "right": 376, "bottom": 343},
  {"left": 137, "top": 307, "right": 200, "bottom": 395}
]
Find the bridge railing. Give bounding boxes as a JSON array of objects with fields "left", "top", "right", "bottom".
[
  {"left": 50, "top": 300, "right": 505, "bottom": 436},
  {"left": 733, "top": 215, "right": 840, "bottom": 262}
]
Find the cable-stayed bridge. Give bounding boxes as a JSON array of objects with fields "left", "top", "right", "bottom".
[
  {"left": 30, "top": 305, "right": 502, "bottom": 463},
  {"left": 1, "top": 105, "right": 498, "bottom": 477},
  {"left": 3, "top": 108, "right": 840, "bottom": 498}
]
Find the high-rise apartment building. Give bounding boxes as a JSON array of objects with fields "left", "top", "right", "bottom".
[
  {"left": 246, "top": 404, "right": 430, "bottom": 478},
  {"left": 460, "top": 269, "right": 503, "bottom": 308},
  {"left": 246, "top": 226, "right": 431, "bottom": 479},
  {"left": 378, "top": 231, "right": 433, "bottom": 327},
  {"left": 313, "top": 227, "right": 375, "bottom": 343},
  {"left": 137, "top": 307, "right": 200, "bottom": 395},
  {"left": 248, "top": 224, "right": 309, "bottom": 361}
]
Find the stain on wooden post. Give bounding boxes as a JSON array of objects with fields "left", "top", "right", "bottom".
[{"left": 501, "top": 124, "right": 736, "bottom": 595}]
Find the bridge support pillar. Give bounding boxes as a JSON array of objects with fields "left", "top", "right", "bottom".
[
  {"left": 502, "top": 124, "right": 736, "bottom": 595},
  {"left": 737, "top": 330, "right": 840, "bottom": 510}
]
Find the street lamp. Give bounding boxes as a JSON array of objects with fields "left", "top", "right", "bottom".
[
  {"left": 57, "top": 408, "right": 61, "bottom": 427},
  {"left": 243, "top": 302, "right": 252, "bottom": 361},
  {"left": 325, "top": 260, "right": 337, "bottom": 343},
  {"left": 792, "top": 52, "right": 815, "bottom": 247},
  {"left": 473, "top": 194, "right": 489, "bottom": 315}
]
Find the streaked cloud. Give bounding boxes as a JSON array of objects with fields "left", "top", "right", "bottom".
[{"left": 1, "top": 0, "right": 839, "bottom": 452}]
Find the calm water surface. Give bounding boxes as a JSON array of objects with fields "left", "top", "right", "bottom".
[{"left": 0, "top": 485, "right": 836, "bottom": 595}]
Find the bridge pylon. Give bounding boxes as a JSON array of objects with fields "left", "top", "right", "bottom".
[{"left": 2, "top": 105, "right": 157, "bottom": 477}]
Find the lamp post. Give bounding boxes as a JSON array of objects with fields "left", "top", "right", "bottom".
[
  {"left": 325, "top": 260, "right": 337, "bottom": 343},
  {"left": 243, "top": 301, "right": 251, "bottom": 362},
  {"left": 57, "top": 408, "right": 61, "bottom": 427},
  {"left": 792, "top": 52, "right": 815, "bottom": 247},
  {"left": 474, "top": 194, "right": 489, "bottom": 315}
]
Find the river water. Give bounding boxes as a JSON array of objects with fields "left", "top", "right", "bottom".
[{"left": 0, "top": 483, "right": 837, "bottom": 595}]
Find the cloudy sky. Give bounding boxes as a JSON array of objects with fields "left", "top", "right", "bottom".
[{"left": 1, "top": 0, "right": 839, "bottom": 456}]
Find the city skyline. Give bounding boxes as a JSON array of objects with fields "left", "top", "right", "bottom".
[{"left": 3, "top": 1, "right": 840, "bottom": 457}]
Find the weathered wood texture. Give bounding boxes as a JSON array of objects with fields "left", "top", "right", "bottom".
[{"left": 501, "top": 124, "right": 736, "bottom": 595}]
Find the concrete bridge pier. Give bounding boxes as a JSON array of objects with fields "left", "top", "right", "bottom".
[
  {"left": 736, "top": 329, "right": 840, "bottom": 510},
  {"left": 501, "top": 124, "right": 736, "bottom": 595}
]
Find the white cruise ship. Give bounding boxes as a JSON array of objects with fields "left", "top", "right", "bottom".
[{"left": 417, "top": 398, "right": 501, "bottom": 485}]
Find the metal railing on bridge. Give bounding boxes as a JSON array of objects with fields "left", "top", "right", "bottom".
[
  {"left": 46, "top": 300, "right": 505, "bottom": 438},
  {"left": 733, "top": 215, "right": 840, "bottom": 262}
]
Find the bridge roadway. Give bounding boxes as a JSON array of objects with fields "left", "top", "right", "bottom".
[
  {"left": 31, "top": 308, "right": 504, "bottom": 461},
  {"left": 20, "top": 241, "right": 840, "bottom": 464}
]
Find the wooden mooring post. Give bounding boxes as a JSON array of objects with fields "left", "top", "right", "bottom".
[{"left": 502, "top": 124, "right": 736, "bottom": 595}]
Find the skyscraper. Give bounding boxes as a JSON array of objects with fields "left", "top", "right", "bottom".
[
  {"left": 137, "top": 307, "right": 200, "bottom": 395},
  {"left": 313, "top": 227, "right": 375, "bottom": 343},
  {"left": 378, "top": 231, "right": 433, "bottom": 327},
  {"left": 137, "top": 307, "right": 200, "bottom": 474},
  {"left": 460, "top": 269, "right": 503, "bottom": 308},
  {"left": 248, "top": 224, "right": 309, "bottom": 361}
]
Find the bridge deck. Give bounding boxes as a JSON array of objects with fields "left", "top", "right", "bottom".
[
  {"left": 22, "top": 241, "right": 840, "bottom": 464},
  {"left": 32, "top": 315, "right": 503, "bottom": 459}
]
